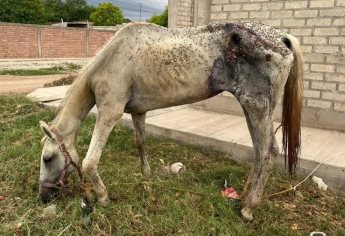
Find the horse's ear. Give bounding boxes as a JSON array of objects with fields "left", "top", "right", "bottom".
[{"left": 39, "top": 121, "right": 53, "bottom": 139}]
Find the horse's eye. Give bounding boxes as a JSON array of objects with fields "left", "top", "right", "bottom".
[
  {"left": 43, "top": 155, "right": 53, "bottom": 164},
  {"left": 231, "top": 33, "right": 241, "bottom": 45}
]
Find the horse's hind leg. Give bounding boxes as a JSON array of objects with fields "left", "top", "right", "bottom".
[
  {"left": 82, "top": 103, "right": 125, "bottom": 206},
  {"left": 131, "top": 112, "right": 151, "bottom": 176},
  {"left": 240, "top": 107, "right": 278, "bottom": 221}
]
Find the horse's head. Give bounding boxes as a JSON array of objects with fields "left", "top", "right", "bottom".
[{"left": 38, "top": 121, "right": 80, "bottom": 202}]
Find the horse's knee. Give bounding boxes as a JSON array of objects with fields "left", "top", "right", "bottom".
[{"left": 82, "top": 160, "right": 96, "bottom": 177}]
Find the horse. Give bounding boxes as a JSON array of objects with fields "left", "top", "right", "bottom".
[{"left": 38, "top": 22, "right": 303, "bottom": 221}]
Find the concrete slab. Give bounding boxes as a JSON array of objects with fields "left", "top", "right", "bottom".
[
  {"left": 29, "top": 86, "right": 345, "bottom": 193},
  {"left": 27, "top": 85, "right": 69, "bottom": 102}
]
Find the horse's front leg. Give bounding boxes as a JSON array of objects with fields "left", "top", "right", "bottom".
[
  {"left": 240, "top": 105, "right": 279, "bottom": 221},
  {"left": 82, "top": 105, "right": 124, "bottom": 206},
  {"left": 131, "top": 112, "right": 151, "bottom": 177}
]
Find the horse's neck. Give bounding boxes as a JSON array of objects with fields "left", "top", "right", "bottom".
[{"left": 55, "top": 77, "right": 94, "bottom": 143}]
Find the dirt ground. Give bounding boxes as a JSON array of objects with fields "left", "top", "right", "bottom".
[
  {"left": 0, "top": 58, "right": 88, "bottom": 94},
  {"left": 0, "top": 75, "right": 64, "bottom": 94}
]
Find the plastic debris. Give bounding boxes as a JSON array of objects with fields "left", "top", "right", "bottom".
[
  {"left": 221, "top": 187, "right": 240, "bottom": 200},
  {"left": 81, "top": 197, "right": 93, "bottom": 216},
  {"left": 312, "top": 176, "right": 328, "bottom": 191},
  {"left": 310, "top": 232, "right": 326, "bottom": 236},
  {"left": 170, "top": 162, "right": 186, "bottom": 174},
  {"left": 81, "top": 197, "right": 94, "bottom": 225}
]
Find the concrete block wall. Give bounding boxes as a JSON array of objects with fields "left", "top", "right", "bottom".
[
  {"left": 177, "top": 0, "right": 194, "bottom": 27},
  {"left": 0, "top": 22, "right": 115, "bottom": 58},
  {"left": 169, "top": 0, "right": 345, "bottom": 131}
]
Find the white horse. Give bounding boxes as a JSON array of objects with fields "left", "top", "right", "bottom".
[{"left": 38, "top": 22, "right": 303, "bottom": 221}]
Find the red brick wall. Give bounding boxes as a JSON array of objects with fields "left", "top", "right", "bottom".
[
  {"left": 89, "top": 30, "right": 115, "bottom": 56},
  {"left": 0, "top": 24, "right": 39, "bottom": 58},
  {"left": 0, "top": 22, "right": 116, "bottom": 58},
  {"left": 41, "top": 28, "right": 87, "bottom": 58}
]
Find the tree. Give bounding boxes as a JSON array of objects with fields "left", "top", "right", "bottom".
[
  {"left": 0, "top": 0, "right": 96, "bottom": 24},
  {"left": 148, "top": 7, "right": 168, "bottom": 27},
  {"left": 41, "top": 0, "right": 67, "bottom": 23},
  {"left": 63, "top": 0, "right": 95, "bottom": 22},
  {"left": 41, "top": 0, "right": 95, "bottom": 23},
  {"left": 0, "top": 0, "right": 45, "bottom": 24},
  {"left": 90, "top": 3, "right": 124, "bottom": 26}
]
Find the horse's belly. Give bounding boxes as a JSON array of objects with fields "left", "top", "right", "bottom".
[{"left": 124, "top": 92, "right": 207, "bottom": 114}]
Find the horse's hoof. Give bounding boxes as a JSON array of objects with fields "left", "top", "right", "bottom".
[
  {"left": 99, "top": 196, "right": 110, "bottom": 207},
  {"left": 141, "top": 166, "right": 151, "bottom": 177},
  {"left": 241, "top": 208, "right": 254, "bottom": 221}
]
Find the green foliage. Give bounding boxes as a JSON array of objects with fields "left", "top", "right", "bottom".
[
  {"left": 148, "top": 6, "right": 168, "bottom": 27},
  {"left": 0, "top": 0, "right": 45, "bottom": 24},
  {"left": 62, "top": 0, "right": 95, "bottom": 22},
  {"left": 0, "top": 0, "right": 95, "bottom": 24},
  {"left": 41, "top": 0, "right": 95, "bottom": 23},
  {"left": 40, "top": 0, "right": 67, "bottom": 23},
  {"left": 90, "top": 3, "right": 124, "bottom": 26}
]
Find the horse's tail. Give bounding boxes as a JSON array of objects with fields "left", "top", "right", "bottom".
[{"left": 281, "top": 34, "right": 304, "bottom": 174}]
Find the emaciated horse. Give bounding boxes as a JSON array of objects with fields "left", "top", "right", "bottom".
[{"left": 38, "top": 22, "right": 303, "bottom": 221}]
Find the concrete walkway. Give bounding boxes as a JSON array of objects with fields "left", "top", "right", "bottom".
[{"left": 28, "top": 86, "right": 345, "bottom": 193}]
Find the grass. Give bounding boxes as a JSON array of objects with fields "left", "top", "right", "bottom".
[
  {"left": 0, "top": 95, "right": 344, "bottom": 235},
  {"left": 0, "top": 63, "right": 82, "bottom": 76}
]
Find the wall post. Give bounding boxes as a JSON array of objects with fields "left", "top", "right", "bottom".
[
  {"left": 37, "top": 27, "right": 42, "bottom": 58},
  {"left": 168, "top": 0, "right": 178, "bottom": 28},
  {"left": 193, "top": 0, "right": 211, "bottom": 26}
]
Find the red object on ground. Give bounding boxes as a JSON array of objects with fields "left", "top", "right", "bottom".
[{"left": 221, "top": 187, "right": 240, "bottom": 200}]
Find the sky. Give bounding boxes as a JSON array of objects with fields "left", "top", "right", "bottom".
[{"left": 87, "top": 0, "right": 168, "bottom": 21}]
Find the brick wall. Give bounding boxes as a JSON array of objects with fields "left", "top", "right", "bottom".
[
  {"left": 170, "top": 0, "right": 345, "bottom": 130},
  {"left": 41, "top": 28, "right": 87, "bottom": 58},
  {"left": 89, "top": 30, "right": 114, "bottom": 56},
  {"left": 0, "top": 22, "right": 115, "bottom": 58},
  {"left": 0, "top": 24, "right": 39, "bottom": 58}
]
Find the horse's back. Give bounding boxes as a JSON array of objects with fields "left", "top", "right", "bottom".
[{"left": 90, "top": 23, "right": 220, "bottom": 113}]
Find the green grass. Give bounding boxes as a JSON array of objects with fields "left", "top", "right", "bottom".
[
  {"left": 0, "top": 95, "right": 344, "bottom": 235},
  {"left": 0, "top": 63, "right": 82, "bottom": 76}
]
